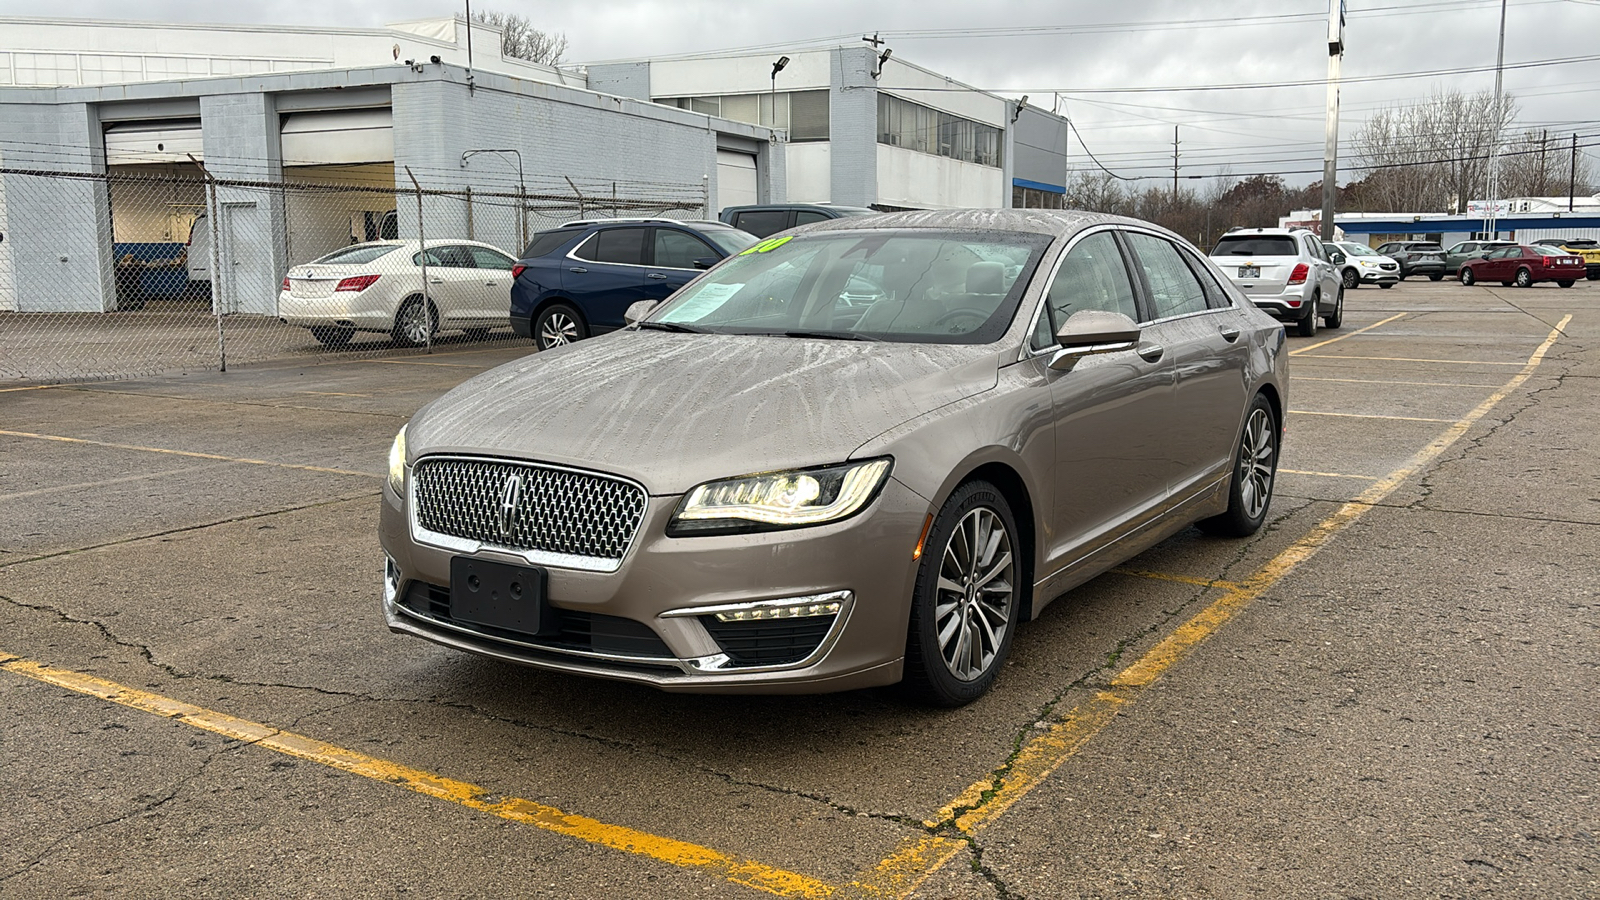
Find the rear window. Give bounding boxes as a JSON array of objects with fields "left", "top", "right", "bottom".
[
  {"left": 698, "top": 227, "right": 761, "bottom": 255},
  {"left": 520, "top": 230, "right": 574, "bottom": 260},
  {"left": 1562, "top": 239, "right": 1597, "bottom": 249},
  {"left": 1212, "top": 236, "right": 1298, "bottom": 257},
  {"left": 313, "top": 245, "right": 399, "bottom": 265},
  {"left": 1408, "top": 243, "right": 1444, "bottom": 252},
  {"left": 1530, "top": 246, "right": 1565, "bottom": 257}
]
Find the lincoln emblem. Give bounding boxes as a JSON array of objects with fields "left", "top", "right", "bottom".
[{"left": 498, "top": 473, "right": 524, "bottom": 538}]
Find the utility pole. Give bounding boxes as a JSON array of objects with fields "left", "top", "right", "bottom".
[
  {"left": 1321, "top": 0, "right": 1344, "bottom": 241},
  {"left": 1172, "top": 125, "right": 1179, "bottom": 203},
  {"left": 1485, "top": 0, "right": 1508, "bottom": 238},
  {"left": 1540, "top": 129, "right": 1549, "bottom": 195},
  {"left": 1572, "top": 133, "right": 1579, "bottom": 212}
]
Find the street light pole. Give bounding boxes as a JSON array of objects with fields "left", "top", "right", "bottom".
[
  {"left": 461, "top": 149, "right": 525, "bottom": 248},
  {"left": 1321, "top": 0, "right": 1344, "bottom": 242},
  {"left": 770, "top": 56, "right": 790, "bottom": 129},
  {"left": 1485, "top": 0, "right": 1508, "bottom": 238}
]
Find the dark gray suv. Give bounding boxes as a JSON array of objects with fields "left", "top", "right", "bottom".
[
  {"left": 720, "top": 204, "right": 876, "bottom": 239},
  {"left": 1374, "top": 241, "right": 1446, "bottom": 280}
]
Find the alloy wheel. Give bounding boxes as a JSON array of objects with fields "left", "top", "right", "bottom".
[
  {"left": 934, "top": 507, "right": 1016, "bottom": 682},
  {"left": 1238, "top": 407, "right": 1276, "bottom": 520},
  {"left": 398, "top": 300, "right": 434, "bottom": 345},
  {"left": 1515, "top": 268, "right": 1532, "bottom": 288},
  {"left": 540, "top": 312, "right": 579, "bottom": 348}
]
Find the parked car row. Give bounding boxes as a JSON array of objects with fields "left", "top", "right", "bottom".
[{"left": 1459, "top": 244, "right": 1586, "bottom": 288}]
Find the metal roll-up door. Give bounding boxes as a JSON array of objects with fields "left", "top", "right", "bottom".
[
  {"left": 280, "top": 109, "right": 394, "bottom": 166},
  {"left": 716, "top": 150, "right": 759, "bottom": 211},
  {"left": 104, "top": 120, "right": 204, "bottom": 165}
]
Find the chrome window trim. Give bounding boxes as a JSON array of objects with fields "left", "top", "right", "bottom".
[
  {"left": 566, "top": 225, "right": 713, "bottom": 271},
  {"left": 406, "top": 454, "right": 649, "bottom": 574},
  {"left": 1019, "top": 223, "right": 1132, "bottom": 360}
]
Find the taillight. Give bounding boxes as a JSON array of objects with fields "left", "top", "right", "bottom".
[
  {"left": 335, "top": 274, "right": 381, "bottom": 292},
  {"left": 511, "top": 265, "right": 526, "bottom": 279},
  {"left": 1287, "top": 263, "right": 1309, "bottom": 285},
  {"left": 282, "top": 275, "right": 291, "bottom": 291}
]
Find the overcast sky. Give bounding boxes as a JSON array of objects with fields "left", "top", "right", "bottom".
[{"left": 8, "top": 0, "right": 1599, "bottom": 187}]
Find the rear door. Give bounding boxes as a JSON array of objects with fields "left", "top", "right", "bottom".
[
  {"left": 467, "top": 246, "right": 516, "bottom": 322},
  {"left": 644, "top": 227, "right": 720, "bottom": 302},
  {"left": 564, "top": 226, "right": 649, "bottom": 329}
]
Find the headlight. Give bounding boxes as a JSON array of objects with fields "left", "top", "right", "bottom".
[
  {"left": 1359, "top": 260, "right": 1378, "bottom": 268},
  {"left": 668, "top": 458, "right": 892, "bottom": 536},
  {"left": 387, "top": 426, "right": 408, "bottom": 496}
]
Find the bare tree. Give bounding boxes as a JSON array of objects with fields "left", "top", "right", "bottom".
[
  {"left": 1351, "top": 89, "right": 1517, "bottom": 212},
  {"left": 1498, "top": 128, "right": 1594, "bottom": 199},
  {"left": 471, "top": 9, "right": 570, "bottom": 66}
]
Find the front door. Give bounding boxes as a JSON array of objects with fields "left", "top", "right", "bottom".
[{"left": 644, "top": 227, "right": 720, "bottom": 302}]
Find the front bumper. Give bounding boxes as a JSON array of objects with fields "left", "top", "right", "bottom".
[
  {"left": 379, "top": 471, "right": 930, "bottom": 693},
  {"left": 1357, "top": 266, "right": 1400, "bottom": 285}
]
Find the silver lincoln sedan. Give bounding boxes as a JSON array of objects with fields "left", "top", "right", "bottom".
[{"left": 380, "top": 210, "right": 1287, "bottom": 706}]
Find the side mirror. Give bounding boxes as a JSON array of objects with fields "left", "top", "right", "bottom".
[
  {"left": 624, "top": 300, "right": 660, "bottom": 326},
  {"left": 1049, "top": 310, "right": 1141, "bottom": 371},
  {"left": 692, "top": 256, "right": 718, "bottom": 270},
  {"left": 1330, "top": 251, "right": 1345, "bottom": 264}
]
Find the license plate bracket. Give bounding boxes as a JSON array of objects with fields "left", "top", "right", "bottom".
[
  {"left": 450, "top": 557, "right": 552, "bottom": 636},
  {"left": 1239, "top": 264, "right": 1261, "bottom": 278}
]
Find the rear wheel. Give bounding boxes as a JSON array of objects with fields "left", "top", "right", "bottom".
[
  {"left": 1557, "top": 280, "right": 1575, "bottom": 289},
  {"left": 309, "top": 325, "right": 354, "bottom": 348},
  {"left": 1461, "top": 268, "right": 1477, "bottom": 286},
  {"left": 1324, "top": 285, "right": 1344, "bottom": 329},
  {"left": 391, "top": 295, "right": 438, "bottom": 347},
  {"left": 533, "top": 303, "right": 586, "bottom": 350},
  {"left": 1296, "top": 294, "right": 1319, "bottom": 337},
  {"left": 1378, "top": 282, "right": 1393, "bottom": 289},
  {"left": 1587, "top": 271, "right": 1600, "bottom": 281},
  {"left": 1429, "top": 273, "right": 1444, "bottom": 282},
  {"left": 903, "top": 481, "right": 1023, "bottom": 707},
  {"left": 1198, "top": 393, "right": 1279, "bottom": 538},
  {"left": 1514, "top": 267, "right": 1533, "bottom": 288}
]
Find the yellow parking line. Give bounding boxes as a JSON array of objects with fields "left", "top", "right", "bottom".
[
  {"left": 1288, "top": 410, "right": 1455, "bottom": 423},
  {"left": 1295, "top": 376, "right": 1490, "bottom": 388},
  {"left": 857, "top": 314, "right": 1571, "bottom": 898},
  {"left": 0, "top": 429, "right": 380, "bottom": 479},
  {"left": 0, "top": 656, "right": 839, "bottom": 900},
  {"left": 1294, "top": 354, "right": 1524, "bottom": 366},
  {"left": 1109, "top": 568, "right": 1242, "bottom": 590},
  {"left": 0, "top": 384, "right": 63, "bottom": 393},
  {"left": 1278, "top": 468, "right": 1380, "bottom": 480},
  {"left": 1289, "top": 312, "right": 1406, "bottom": 356}
]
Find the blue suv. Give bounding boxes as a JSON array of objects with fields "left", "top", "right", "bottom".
[{"left": 510, "top": 218, "right": 759, "bottom": 350}]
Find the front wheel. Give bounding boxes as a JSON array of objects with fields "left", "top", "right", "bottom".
[
  {"left": 1296, "top": 295, "right": 1319, "bottom": 337},
  {"left": 1514, "top": 268, "right": 1533, "bottom": 288},
  {"left": 1378, "top": 282, "right": 1393, "bottom": 289},
  {"left": 534, "top": 303, "right": 587, "bottom": 350},
  {"left": 1198, "top": 393, "right": 1279, "bottom": 538},
  {"left": 903, "top": 481, "right": 1023, "bottom": 707},
  {"left": 1461, "top": 268, "right": 1477, "bottom": 286},
  {"left": 1324, "top": 286, "right": 1344, "bottom": 329},
  {"left": 1342, "top": 269, "right": 1359, "bottom": 290}
]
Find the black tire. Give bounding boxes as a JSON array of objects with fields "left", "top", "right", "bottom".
[
  {"left": 309, "top": 325, "right": 355, "bottom": 348},
  {"left": 903, "top": 480, "right": 1024, "bottom": 707},
  {"left": 1500, "top": 281, "right": 1513, "bottom": 287},
  {"left": 1461, "top": 268, "right": 1476, "bottom": 286},
  {"left": 1198, "top": 393, "right": 1279, "bottom": 538},
  {"left": 1324, "top": 286, "right": 1344, "bottom": 329},
  {"left": 1341, "top": 268, "right": 1359, "bottom": 290},
  {"left": 1587, "top": 271, "right": 1600, "bottom": 281},
  {"left": 1557, "top": 280, "right": 1575, "bottom": 289},
  {"left": 1514, "top": 267, "right": 1533, "bottom": 288},
  {"left": 533, "top": 302, "right": 587, "bottom": 350},
  {"left": 391, "top": 295, "right": 438, "bottom": 347},
  {"left": 1296, "top": 294, "right": 1319, "bottom": 337},
  {"left": 1429, "top": 273, "right": 1444, "bottom": 282},
  {"left": 1378, "top": 282, "right": 1393, "bottom": 289}
]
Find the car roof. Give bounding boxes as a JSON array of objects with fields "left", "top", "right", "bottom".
[{"left": 788, "top": 208, "right": 1183, "bottom": 242}]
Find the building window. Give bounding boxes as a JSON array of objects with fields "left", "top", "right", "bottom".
[
  {"left": 877, "top": 93, "right": 1002, "bottom": 168},
  {"left": 0, "top": 53, "right": 12, "bottom": 85},
  {"left": 13, "top": 53, "right": 79, "bottom": 85},
  {"left": 143, "top": 56, "right": 212, "bottom": 81},
  {"left": 658, "top": 91, "right": 829, "bottom": 141},
  {"left": 210, "top": 58, "right": 273, "bottom": 76},
  {"left": 80, "top": 54, "right": 145, "bottom": 85},
  {"left": 1012, "top": 186, "right": 1063, "bottom": 209}
]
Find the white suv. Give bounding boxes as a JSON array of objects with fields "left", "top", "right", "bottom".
[{"left": 1209, "top": 228, "right": 1342, "bottom": 336}]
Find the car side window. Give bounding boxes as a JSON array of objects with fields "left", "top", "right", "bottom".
[
  {"left": 652, "top": 228, "right": 717, "bottom": 269},
  {"left": 470, "top": 247, "right": 514, "bottom": 270},
  {"left": 731, "top": 210, "right": 791, "bottom": 239},
  {"left": 413, "top": 247, "right": 449, "bottom": 267},
  {"left": 576, "top": 227, "right": 647, "bottom": 265},
  {"left": 1126, "top": 233, "right": 1210, "bottom": 320},
  {"left": 1031, "top": 231, "right": 1139, "bottom": 349},
  {"left": 438, "top": 246, "right": 477, "bottom": 268},
  {"left": 794, "top": 210, "right": 830, "bottom": 226},
  {"left": 1181, "top": 250, "right": 1234, "bottom": 310}
]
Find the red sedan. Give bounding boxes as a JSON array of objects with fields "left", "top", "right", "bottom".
[{"left": 1460, "top": 244, "right": 1586, "bottom": 288}]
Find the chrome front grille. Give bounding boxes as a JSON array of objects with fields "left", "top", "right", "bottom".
[{"left": 413, "top": 457, "right": 647, "bottom": 566}]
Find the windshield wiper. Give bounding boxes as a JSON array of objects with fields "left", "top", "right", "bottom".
[
  {"left": 780, "top": 330, "right": 880, "bottom": 342},
  {"left": 637, "top": 321, "right": 705, "bottom": 333}
]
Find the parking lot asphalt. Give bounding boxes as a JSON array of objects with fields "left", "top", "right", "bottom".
[{"left": 2, "top": 278, "right": 1596, "bottom": 898}]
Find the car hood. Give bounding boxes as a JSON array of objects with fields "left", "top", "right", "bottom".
[{"left": 405, "top": 331, "right": 1001, "bottom": 494}]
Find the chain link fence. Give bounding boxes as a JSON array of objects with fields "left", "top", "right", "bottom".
[{"left": 0, "top": 165, "right": 708, "bottom": 385}]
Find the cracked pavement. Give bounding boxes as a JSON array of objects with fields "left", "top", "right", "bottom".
[{"left": 3, "top": 279, "right": 1597, "bottom": 898}]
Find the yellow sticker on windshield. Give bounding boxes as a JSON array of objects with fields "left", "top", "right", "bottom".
[{"left": 739, "top": 236, "right": 793, "bottom": 255}]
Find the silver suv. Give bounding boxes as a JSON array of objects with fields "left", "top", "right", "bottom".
[{"left": 1209, "top": 228, "right": 1342, "bottom": 336}]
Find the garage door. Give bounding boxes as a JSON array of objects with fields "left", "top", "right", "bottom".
[
  {"left": 280, "top": 109, "right": 394, "bottom": 166},
  {"left": 104, "top": 120, "right": 203, "bottom": 165},
  {"left": 716, "top": 150, "right": 759, "bottom": 212}
]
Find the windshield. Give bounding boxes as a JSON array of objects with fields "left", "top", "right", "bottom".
[
  {"left": 1212, "top": 236, "right": 1297, "bottom": 256},
  {"left": 699, "top": 227, "right": 761, "bottom": 255},
  {"left": 1339, "top": 243, "right": 1380, "bottom": 257},
  {"left": 648, "top": 230, "right": 1052, "bottom": 344},
  {"left": 314, "top": 244, "right": 400, "bottom": 265}
]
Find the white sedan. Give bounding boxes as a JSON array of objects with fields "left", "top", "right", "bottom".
[{"left": 279, "top": 240, "right": 517, "bottom": 347}]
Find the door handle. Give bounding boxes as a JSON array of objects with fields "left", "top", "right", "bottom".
[
  {"left": 485, "top": 281, "right": 499, "bottom": 286},
  {"left": 569, "top": 266, "right": 587, "bottom": 274},
  {"left": 428, "top": 278, "right": 444, "bottom": 284},
  {"left": 646, "top": 272, "right": 669, "bottom": 280},
  {"left": 1219, "top": 326, "right": 1241, "bottom": 343},
  {"left": 1137, "top": 343, "right": 1165, "bottom": 362}
]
